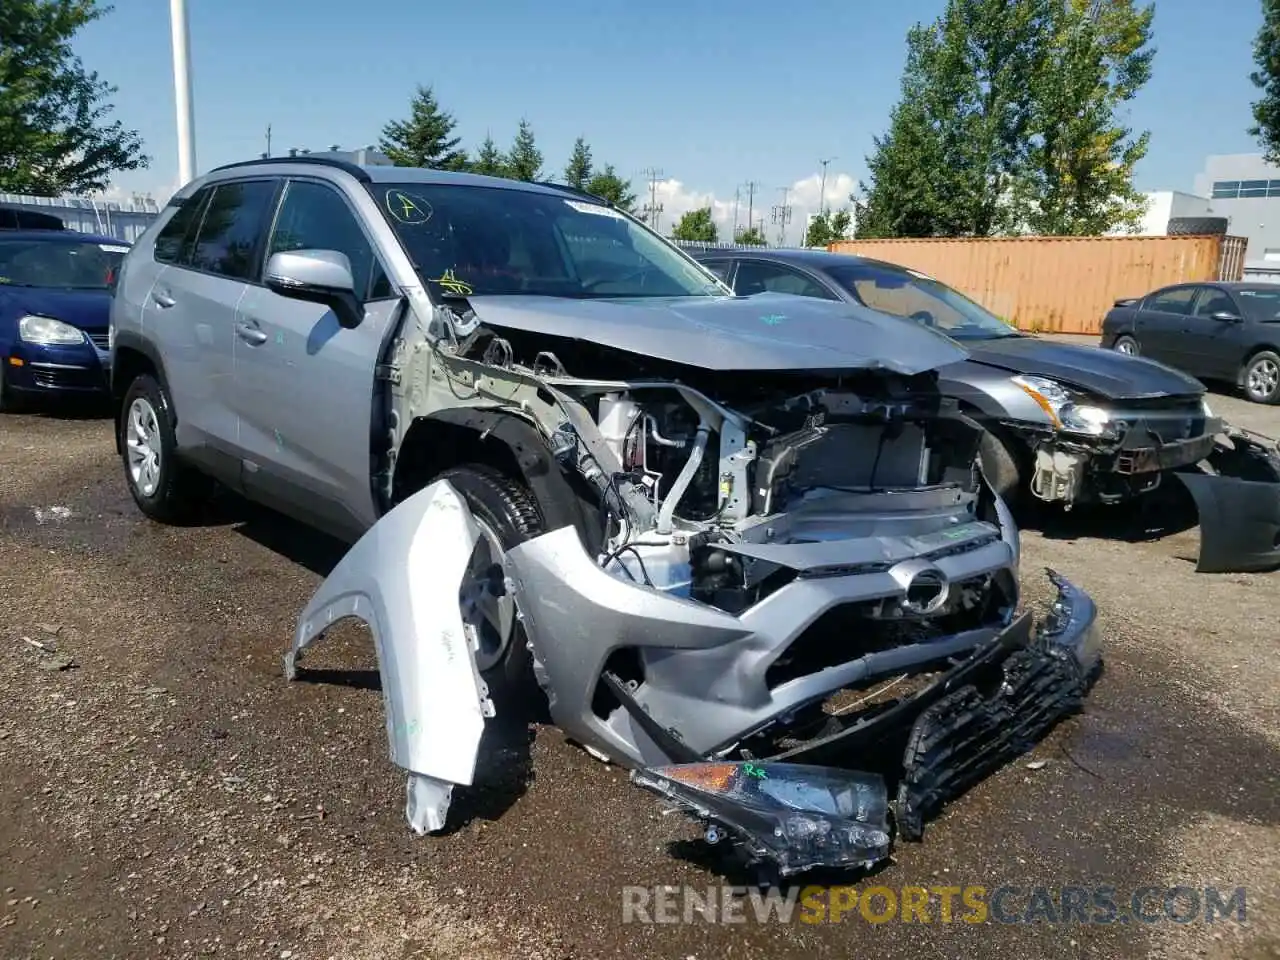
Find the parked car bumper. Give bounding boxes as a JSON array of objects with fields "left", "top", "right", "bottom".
[{"left": 5, "top": 337, "right": 111, "bottom": 398}]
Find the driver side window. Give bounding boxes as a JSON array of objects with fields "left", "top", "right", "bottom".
[
  {"left": 732, "top": 260, "right": 837, "bottom": 299},
  {"left": 268, "top": 180, "right": 391, "bottom": 300}
]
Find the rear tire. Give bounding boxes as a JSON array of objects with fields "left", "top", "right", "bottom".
[
  {"left": 433, "top": 465, "right": 546, "bottom": 700},
  {"left": 1112, "top": 334, "right": 1139, "bottom": 356},
  {"left": 1242, "top": 350, "right": 1280, "bottom": 404},
  {"left": 118, "top": 373, "right": 212, "bottom": 523}
]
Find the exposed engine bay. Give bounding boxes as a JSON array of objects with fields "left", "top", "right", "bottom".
[{"left": 284, "top": 305, "right": 1103, "bottom": 878}]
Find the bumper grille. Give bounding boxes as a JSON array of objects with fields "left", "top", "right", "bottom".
[
  {"left": 1114, "top": 398, "right": 1205, "bottom": 443},
  {"left": 87, "top": 332, "right": 110, "bottom": 351},
  {"left": 30, "top": 365, "right": 108, "bottom": 391}
]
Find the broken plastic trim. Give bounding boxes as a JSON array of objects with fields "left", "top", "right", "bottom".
[
  {"left": 632, "top": 570, "right": 1101, "bottom": 877},
  {"left": 1175, "top": 429, "right": 1280, "bottom": 574},
  {"left": 284, "top": 480, "right": 496, "bottom": 834}
]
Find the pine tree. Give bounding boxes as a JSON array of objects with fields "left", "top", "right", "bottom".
[
  {"left": 0, "top": 0, "right": 148, "bottom": 194},
  {"left": 671, "top": 207, "right": 718, "bottom": 242},
  {"left": 504, "top": 119, "right": 544, "bottom": 182},
  {"left": 564, "top": 137, "right": 593, "bottom": 189},
  {"left": 470, "top": 134, "right": 507, "bottom": 178},
  {"left": 585, "top": 165, "right": 637, "bottom": 211},
  {"left": 1252, "top": 0, "right": 1280, "bottom": 163},
  {"left": 378, "top": 85, "right": 467, "bottom": 170}
]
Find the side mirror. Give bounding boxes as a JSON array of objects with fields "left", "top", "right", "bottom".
[
  {"left": 264, "top": 249, "right": 363, "bottom": 329},
  {"left": 1210, "top": 310, "right": 1243, "bottom": 323}
]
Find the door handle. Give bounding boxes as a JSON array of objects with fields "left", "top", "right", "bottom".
[
  {"left": 152, "top": 291, "right": 175, "bottom": 308},
  {"left": 235, "top": 320, "right": 268, "bottom": 345}
]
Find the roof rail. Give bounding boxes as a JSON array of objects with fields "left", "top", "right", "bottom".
[
  {"left": 209, "top": 155, "right": 373, "bottom": 183},
  {"left": 534, "top": 180, "right": 612, "bottom": 206}
]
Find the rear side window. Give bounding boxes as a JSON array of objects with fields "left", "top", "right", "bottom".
[
  {"left": 153, "top": 187, "right": 211, "bottom": 264},
  {"left": 187, "top": 180, "right": 278, "bottom": 281},
  {"left": 1146, "top": 287, "right": 1196, "bottom": 315}
]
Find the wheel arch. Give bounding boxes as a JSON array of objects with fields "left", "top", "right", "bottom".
[
  {"left": 1236, "top": 343, "right": 1280, "bottom": 388},
  {"left": 392, "top": 408, "right": 604, "bottom": 555},
  {"left": 111, "top": 332, "right": 174, "bottom": 456}
]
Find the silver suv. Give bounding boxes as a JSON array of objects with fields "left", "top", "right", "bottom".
[{"left": 110, "top": 157, "right": 1100, "bottom": 871}]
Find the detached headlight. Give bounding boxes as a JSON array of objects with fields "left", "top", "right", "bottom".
[
  {"left": 18, "top": 314, "right": 87, "bottom": 346},
  {"left": 1012, "top": 374, "right": 1116, "bottom": 437}
]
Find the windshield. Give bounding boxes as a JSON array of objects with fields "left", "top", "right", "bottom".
[
  {"left": 826, "top": 262, "right": 1020, "bottom": 340},
  {"left": 0, "top": 238, "right": 127, "bottom": 290},
  {"left": 1237, "top": 288, "right": 1280, "bottom": 319},
  {"left": 370, "top": 183, "right": 725, "bottom": 300}
]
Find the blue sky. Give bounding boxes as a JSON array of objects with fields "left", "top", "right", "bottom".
[{"left": 77, "top": 0, "right": 1265, "bottom": 236}]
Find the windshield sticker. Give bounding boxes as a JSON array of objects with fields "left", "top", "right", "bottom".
[
  {"left": 385, "top": 189, "right": 433, "bottom": 225},
  {"left": 428, "top": 268, "right": 473, "bottom": 297},
  {"left": 564, "top": 199, "right": 625, "bottom": 220},
  {"left": 98, "top": 244, "right": 129, "bottom": 254}
]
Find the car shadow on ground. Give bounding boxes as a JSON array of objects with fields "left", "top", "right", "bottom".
[
  {"left": 3, "top": 397, "right": 114, "bottom": 421},
  {"left": 1021, "top": 482, "right": 1199, "bottom": 545}
]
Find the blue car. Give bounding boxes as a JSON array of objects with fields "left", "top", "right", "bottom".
[{"left": 0, "top": 230, "right": 129, "bottom": 410}]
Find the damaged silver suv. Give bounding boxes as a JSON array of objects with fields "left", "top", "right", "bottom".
[{"left": 110, "top": 157, "right": 1102, "bottom": 878}]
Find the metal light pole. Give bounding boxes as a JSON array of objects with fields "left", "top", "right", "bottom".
[
  {"left": 818, "top": 156, "right": 837, "bottom": 217},
  {"left": 170, "top": 0, "right": 197, "bottom": 185}
]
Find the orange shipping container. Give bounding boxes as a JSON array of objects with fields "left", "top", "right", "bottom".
[{"left": 827, "top": 235, "right": 1248, "bottom": 336}]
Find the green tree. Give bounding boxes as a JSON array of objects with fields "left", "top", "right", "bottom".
[
  {"left": 378, "top": 85, "right": 468, "bottom": 170},
  {"left": 564, "top": 136, "right": 593, "bottom": 189},
  {"left": 470, "top": 133, "right": 507, "bottom": 177},
  {"left": 671, "top": 206, "right": 718, "bottom": 242},
  {"left": 735, "top": 225, "right": 767, "bottom": 246},
  {"left": 804, "top": 208, "right": 853, "bottom": 246},
  {"left": 1251, "top": 0, "right": 1280, "bottom": 162},
  {"left": 1014, "top": 0, "right": 1155, "bottom": 234},
  {"left": 504, "top": 119, "right": 543, "bottom": 182},
  {"left": 859, "top": 0, "right": 1053, "bottom": 238},
  {"left": 585, "top": 164, "right": 637, "bottom": 211},
  {"left": 0, "top": 0, "right": 148, "bottom": 195}
]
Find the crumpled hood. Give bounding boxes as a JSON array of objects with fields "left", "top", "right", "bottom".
[
  {"left": 961, "top": 335, "right": 1204, "bottom": 399},
  {"left": 465, "top": 292, "right": 969, "bottom": 375},
  {"left": 0, "top": 286, "right": 112, "bottom": 332}
]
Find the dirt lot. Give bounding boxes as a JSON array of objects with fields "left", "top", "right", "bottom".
[{"left": 2, "top": 386, "right": 1280, "bottom": 960}]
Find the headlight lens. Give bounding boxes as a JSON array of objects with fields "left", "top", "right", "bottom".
[
  {"left": 1201, "top": 397, "right": 1214, "bottom": 419},
  {"left": 1012, "top": 374, "right": 1116, "bottom": 437},
  {"left": 18, "top": 314, "right": 87, "bottom": 346}
]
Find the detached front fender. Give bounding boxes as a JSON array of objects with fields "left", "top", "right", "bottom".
[{"left": 285, "top": 480, "right": 492, "bottom": 832}]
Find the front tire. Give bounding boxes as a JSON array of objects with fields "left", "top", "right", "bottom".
[
  {"left": 118, "top": 373, "right": 211, "bottom": 523},
  {"left": 978, "top": 427, "right": 1028, "bottom": 513},
  {"left": 433, "top": 465, "right": 545, "bottom": 698},
  {"left": 1242, "top": 350, "right": 1280, "bottom": 404},
  {"left": 1113, "top": 334, "right": 1139, "bottom": 356}
]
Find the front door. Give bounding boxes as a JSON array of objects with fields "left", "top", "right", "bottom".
[
  {"left": 231, "top": 177, "right": 399, "bottom": 540},
  {"left": 1181, "top": 287, "right": 1249, "bottom": 380}
]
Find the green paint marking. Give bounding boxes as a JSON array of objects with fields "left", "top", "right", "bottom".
[
  {"left": 743, "top": 762, "right": 767, "bottom": 779},
  {"left": 760, "top": 314, "right": 786, "bottom": 326}
]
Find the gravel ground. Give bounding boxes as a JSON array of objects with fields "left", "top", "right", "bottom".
[{"left": 1, "top": 385, "right": 1279, "bottom": 960}]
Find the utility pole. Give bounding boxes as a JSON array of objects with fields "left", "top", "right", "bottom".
[
  {"left": 265, "top": 124, "right": 272, "bottom": 159},
  {"left": 732, "top": 187, "right": 741, "bottom": 238},
  {"left": 742, "top": 180, "right": 761, "bottom": 240},
  {"left": 771, "top": 186, "right": 793, "bottom": 247},
  {"left": 641, "top": 167, "right": 665, "bottom": 231},
  {"left": 818, "top": 157, "right": 837, "bottom": 217},
  {"left": 169, "top": 0, "right": 196, "bottom": 184}
]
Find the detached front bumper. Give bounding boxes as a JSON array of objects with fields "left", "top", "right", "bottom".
[{"left": 633, "top": 571, "right": 1101, "bottom": 878}]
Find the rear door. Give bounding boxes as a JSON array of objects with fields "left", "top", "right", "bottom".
[
  {"left": 1182, "top": 286, "right": 1248, "bottom": 379},
  {"left": 152, "top": 178, "right": 280, "bottom": 477},
  {"left": 1134, "top": 285, "right": 1197, "bottom": 367},
  {"left": 232, "top": 177, "right": 400, "bottom": 540}
]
